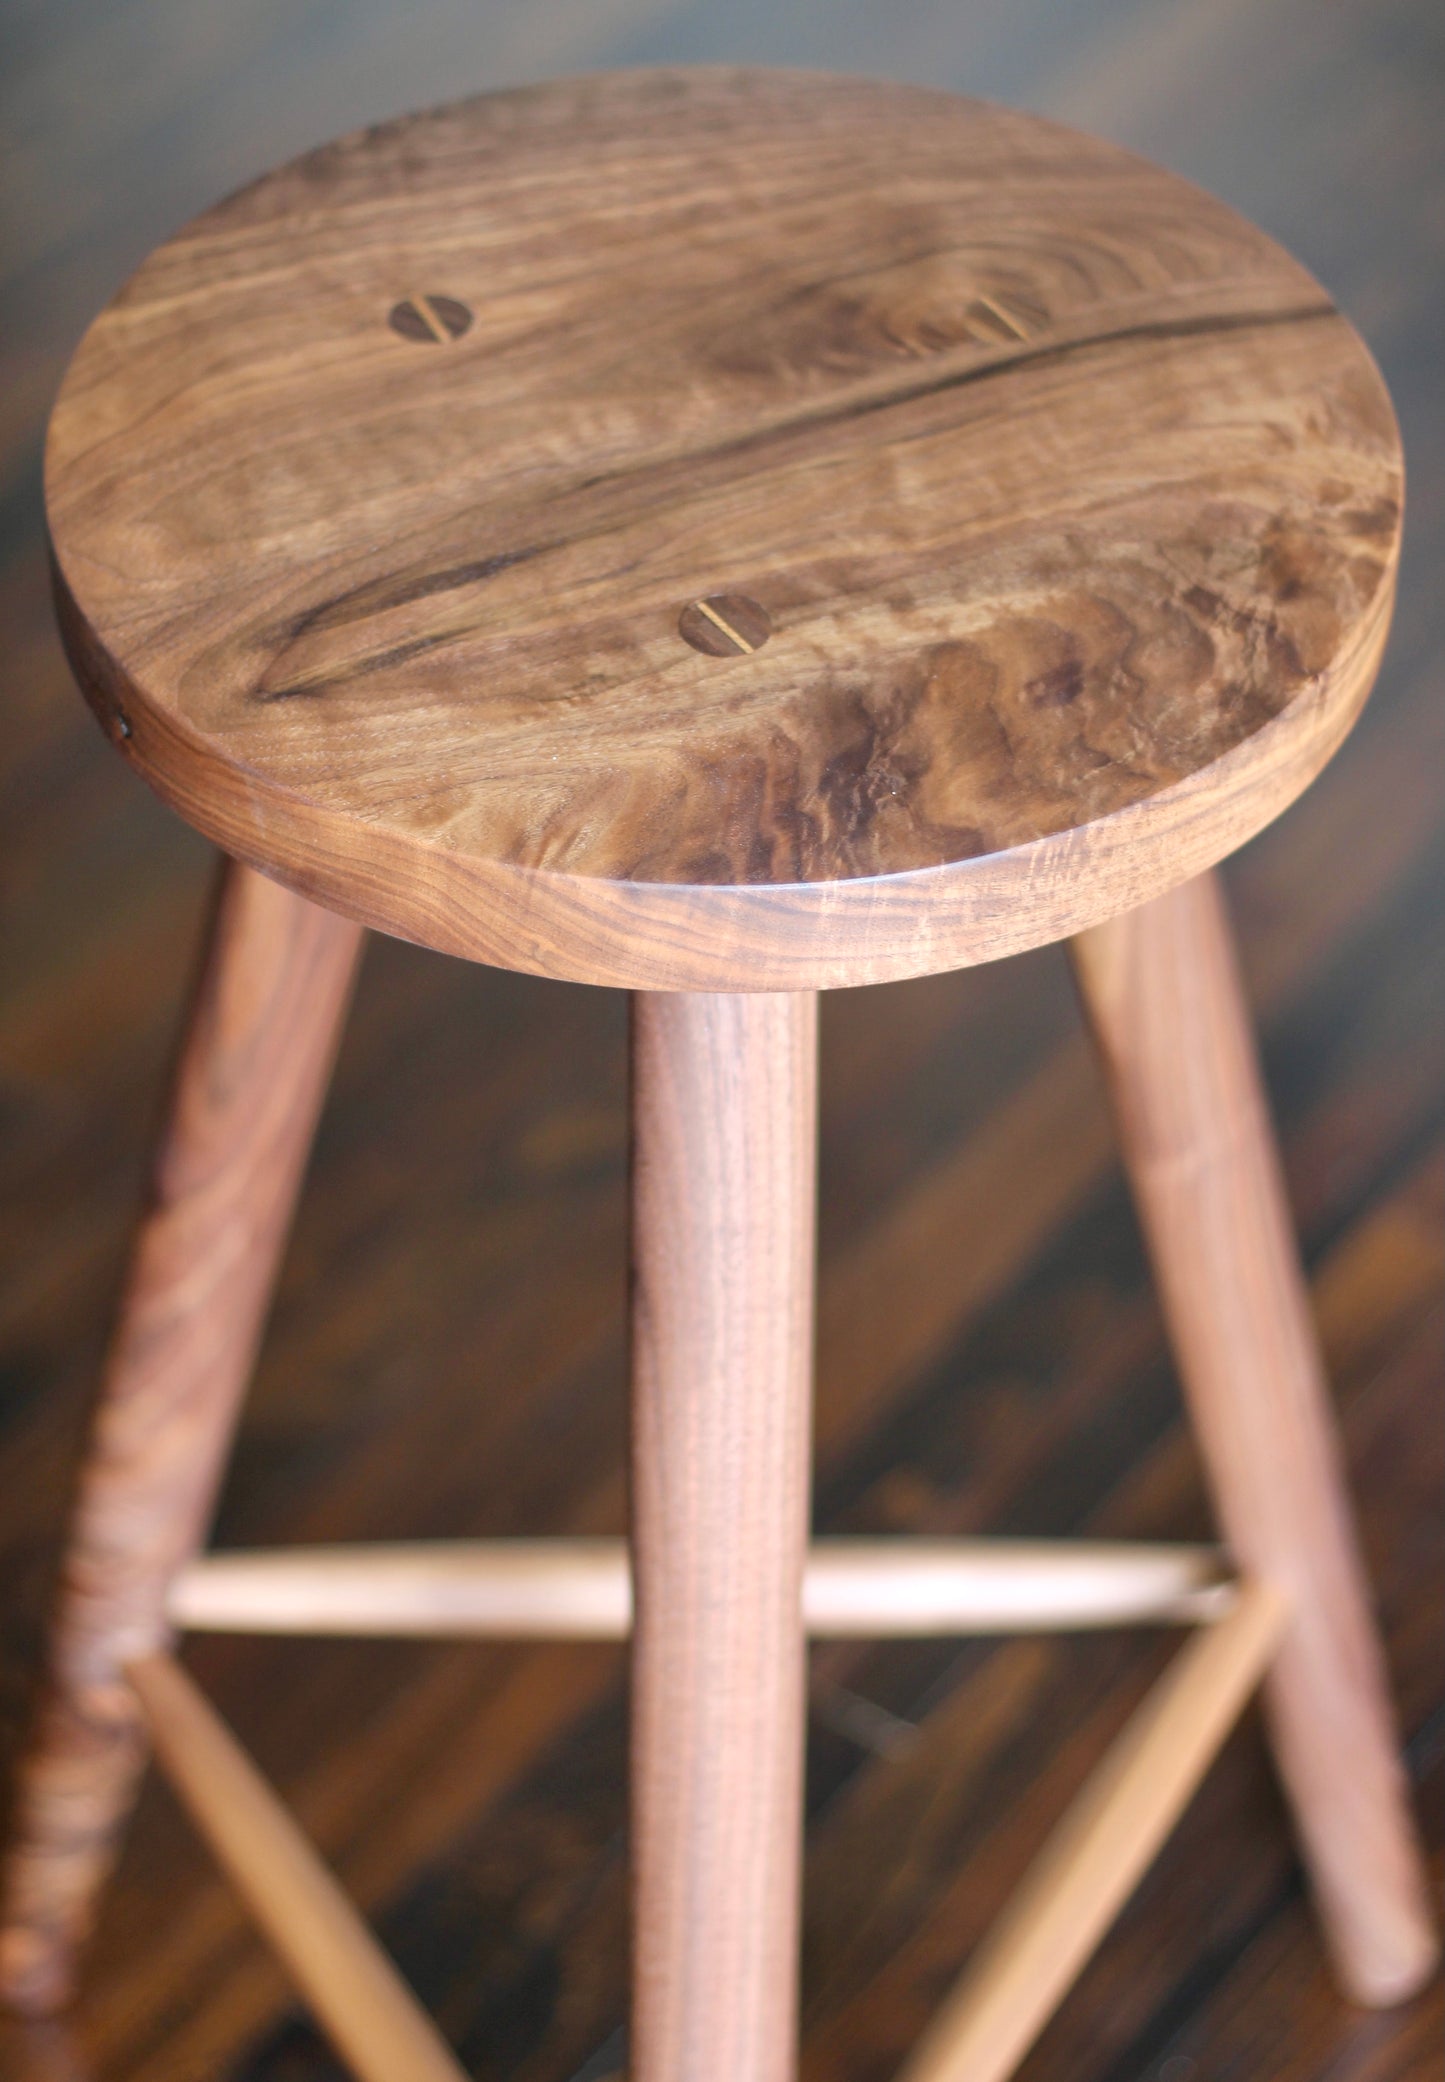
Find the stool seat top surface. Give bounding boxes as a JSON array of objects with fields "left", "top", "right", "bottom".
[{"left": 47, "top": 68, "right": 1401, "bottom": 990}]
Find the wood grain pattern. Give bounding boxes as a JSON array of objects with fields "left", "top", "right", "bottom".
[
  {"left": 3, "top": 5, "right": 1442, "bottom": 2074},
  {"left": 0, "top": 862, "right": 362, "bottom": 2017},
  {"left": 45, "top": 68, "right": 1401, "bottom": 990},
  {"left": 127, "top": 1653, "right": 467, "bottom": 2082},
  {"left": 629, "top": 991, "right": 817, "bottom": 2082},
  {"left": 897, "top": 1582, "right": 1285, "bottom": 2082},
  {"left": 3, "top": 16, "right": 1440, "bottom": 2082},
  {"left": 1071, "top": 871, "right": 1438, "bottom": 2006}
]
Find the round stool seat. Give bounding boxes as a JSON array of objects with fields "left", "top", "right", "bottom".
[{"left": 47, "top": 67, "right": 1401, "bottom": 991}]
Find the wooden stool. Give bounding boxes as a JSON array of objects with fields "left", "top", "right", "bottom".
[{"left": 3, "top": 68, "right": 1435, "bottom": 2082}]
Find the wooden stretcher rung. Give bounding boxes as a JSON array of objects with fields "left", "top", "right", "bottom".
[
  {"left": 167, "top": 1537, "right": 1234, "bottom": 1639},
  {"left": 126, "top": 1653, "right": 466, "bottom": 2082},
  {"left": 128, "top": 1588, "right": 1282, "bottom": 2082},
  {"left": 895, "top": 1581, "right": 1286, "bottom": 2082}
]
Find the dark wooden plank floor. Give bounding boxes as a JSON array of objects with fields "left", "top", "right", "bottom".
[{"left": 1, "top": 2, "right": 1441, "bottom": 2078}]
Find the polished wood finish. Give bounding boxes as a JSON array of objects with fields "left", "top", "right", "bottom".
[
  {"left": 144, "top": 1547, "right": 1266, "bottom": 2082},
  {"left": 629, "top": 991, "right": 817, "bottom": 2082},
  {"left": 171, "top": 1541, "right": 633, "bottom": 1640},
  {"left": 166, "top": 1539, "right": 1231, "bottom": 1636},
  {"left": 898, "top": 1583, "right": 1285, "bottom": 2082},
  {"left": 4, "top": 11, "right": 1442, "bottom": 2079},
  {"left": 126, "top": 1654, "right": 466, "bottom": 2082},
  {"left": 0, "top": 863, "right": 362, "bottom": 2016},
  {"left": 1072, "top": 872, "right": 1438, "bottom": 2005},
  {"left": 45, "top": 70, "right": 1401, "bottom": 990}
]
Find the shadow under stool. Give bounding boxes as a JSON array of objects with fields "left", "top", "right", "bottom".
[{"left": 1, "top": 66, "right": 1436, "bottom": 2082}]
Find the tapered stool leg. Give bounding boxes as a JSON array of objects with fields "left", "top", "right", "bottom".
[
  {"left": 1072, "top": 871, "right": 1437, "bottom": 2006},
  {"left": 0, "top": 861, "right": 363, "bottom": 2015},
  {"left": 629, "top": 991, "right": 817, "bottom": 2082}
]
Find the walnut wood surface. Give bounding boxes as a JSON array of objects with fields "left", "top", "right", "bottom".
[
  {"left": 5, "top": 4, "right": 1442, "bottom": 2076},
  {"left": 46, "top": 69, "right": 1401, "bottom": 990},
  {"left": 0, "top": 864, "right": 362, "bottom": 2017},
  {"left": 1071, "top": 873, "right": 1438, "bottom": 2006},
  {"left": 629, "top": 992, "right": 817, "bottom": 2082}
]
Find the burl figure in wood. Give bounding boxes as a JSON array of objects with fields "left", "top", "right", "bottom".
[{"left": 3, "top": 68, "right": 1435, "bottom": 2082}]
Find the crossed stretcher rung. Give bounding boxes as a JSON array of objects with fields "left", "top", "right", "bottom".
[{"left": 135, "top": 1539, "right": 1283, "bottom": 2082}]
